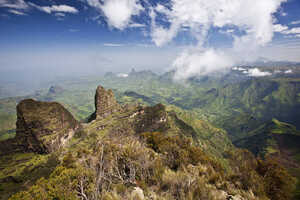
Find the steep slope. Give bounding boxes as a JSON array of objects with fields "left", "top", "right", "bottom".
[
  {"left": 234, "top": 119, "right": 300, "bottom": 199},
  {"left": 0, "top": 99, "right": 80, "bottom": 155},
  {"left": 234, "top": 119, "right": 300, "bottom": 160},
  {"left": 191, "top": 78, "right": 300, "bottom": 141},
  {"left": 0, "top": 99, "right": 80, "bottom": 199},
  {"left": 1, "top": 85, "right": 296, "bottom": 200}
]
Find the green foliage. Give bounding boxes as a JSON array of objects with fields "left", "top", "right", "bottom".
[
  {"left": 2, "top": 72, "right": 300, "bottom": 199},
  {"left": 9, "top": 166, "right": 95, "bottom": 200},
  {"left": 142, "top": 132, "right": 223, "bottom": 172},
  {"left": 135, "top": 104, "right": 168, "bottom": 133},
  {"left": 225, "top": 149, "right": 297, "bottom": 200},
  {"left": 62, "top": 152, "right": 76, "bottom": 168},
  {"left": 0, "top": 153, "right": 59, "bottom": 200}
]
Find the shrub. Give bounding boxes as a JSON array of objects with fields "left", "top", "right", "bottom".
[
  {"left": 142, "top": 132, "right": 223, "bottom": 173},
  {"left": 256, "top": 158, "right": 296, "bottom": 200},
  {"left": 9, "top": 166, "right": 95, "bottom": 200}
]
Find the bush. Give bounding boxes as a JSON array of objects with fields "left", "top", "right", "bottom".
[
  {"left": 9, "top": 166, "right": 95, "bottom": 200},
  {"left": 142, "top": 132, "right": 223, "bottom": 172},
  {"left": 256, "top": 158, "right": 296, "bottom": 200}
]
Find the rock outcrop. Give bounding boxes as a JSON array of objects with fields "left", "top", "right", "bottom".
[
  {"left": 134, "top": 103, "right": 168, "bottom": 133},
  {"left": 14, "top": 99, "right": 80, "bottom": 153},
  {"left": 89, "top": 85, "right": 120, "bottom": 120}
]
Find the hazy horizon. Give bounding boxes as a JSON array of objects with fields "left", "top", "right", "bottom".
[{"left": 1, "top": 0, "right": 300, "bottom": 85}]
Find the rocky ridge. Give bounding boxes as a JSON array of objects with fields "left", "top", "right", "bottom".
[
  {"left": 0, "top": 85, "right": 296, "bottom": 200},
  {"left": 0, "top": 99, "right": 80, "bottom": 155}
]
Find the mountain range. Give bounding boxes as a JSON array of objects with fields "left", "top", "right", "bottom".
[{"left": 0, "top": 65, "right": 300, "bottom": 199}]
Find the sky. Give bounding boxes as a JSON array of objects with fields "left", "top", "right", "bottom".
[{"left": 1, "top": 0, "right": 300, "bottom": 82}]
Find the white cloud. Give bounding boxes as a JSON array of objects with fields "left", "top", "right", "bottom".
[
  {"left": 129, "top": 23, "right": 145, "bottom": 28},
  {"left": 247, "top": 68, "right": 272, "bottom": 77},
  {"left": 103, "top": 43, "right": 124, "bottom": 47},
  {"left": 151, "top": 0, "right": 286, "bottom": 47},
  {"left": 0, "top": 0, "right": 28, "bottom": 9},
  {"left": 290, "top": 20, "right": 300, "bottom": 25},
  {"left": 274, "top": 70, "right": 282, "bottom": 73},
  {"left": 173, "top": 49, "right": 234, "bottom": 80},
  {"left": 232, "top": 67, "right": 246, "bottom": 71},
  {"left": 284, "top": 69, "right": 292, "bottom": 74},
  {"left": 148, "top": 0, "right": 287, "bottom": 79},
  {"left": 283, "top": 27, "right": 300, "bottom": 34},
  {"left": 117, "top": 73, "right": 128, "bottom": 77},
  {"left": 86, "top": 0, "right": 143, "bottom": 30},
  {"left": 55, "top": 13, "right": 66, "bottom": 17},
  {"left": 281, "top": 12, "right": 287, "bottom": 16},
  {"left": 29, "top": 3, "right": 78, "bottom": 14},
  {"left": 273, "top": 24, "right": 288, "bottom": 33},
  {"left": 8, "top": 9, "right": 26, "bottom": 15}
]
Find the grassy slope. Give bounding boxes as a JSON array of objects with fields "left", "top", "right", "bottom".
[{"left": 234, "top": 119, "right": 300, "bottom": 199}]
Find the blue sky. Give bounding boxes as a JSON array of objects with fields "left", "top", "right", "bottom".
[{"left": 1, "top": 0, "right": 300, "bottom": 81}]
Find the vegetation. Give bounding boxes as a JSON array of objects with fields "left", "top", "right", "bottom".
[
  {"left": 7, "top": 130, "right": 296, "bottom": 200},
  {"left": 1, "top": 68, "right": 300, "bottom": 199}
]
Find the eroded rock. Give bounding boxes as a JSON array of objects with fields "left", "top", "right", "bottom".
[
  {"left": 15, "top": 99, "right": 80, "bottom": 153},
  {"left": 95, "top": 85, "right": 120, "bottom": 118}
]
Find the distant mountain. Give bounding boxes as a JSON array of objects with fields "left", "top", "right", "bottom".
[
  {"left": 234, "top": 119, "right": 300, "bottom": 198},
  {"left": 1, "top": 86, "right": 296, "bottom": 200},
  {"left": 48, "top": 85, "right": 64, "bottom": 95},
  {"left": 240, "top": 57, "right": 300, "bottom": 67},
  {"left": 234, "top": 119, "right": 300, "bottom": 159}
]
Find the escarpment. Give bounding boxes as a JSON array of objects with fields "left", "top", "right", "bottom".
[
  {"left": 0, "top": 99, "right": 80, "bottom": 155},
  {"left": 15, "top": 99, "right": 80, "bottom": 153}
]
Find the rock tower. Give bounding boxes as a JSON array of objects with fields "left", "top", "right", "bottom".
[{"left": 94, "top": 85, "right": 119, "bottom": 119}]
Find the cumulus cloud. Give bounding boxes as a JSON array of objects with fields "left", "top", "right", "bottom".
[
  {"left": 86, "top": 0, "right": 143, "bottom": 30},
  {"left": 173, "top": 49, "right": 234, "bottom": 80},
  {"left": 29, "top": 3, "right": 78, "bottom": 14},
  {"left": 147, "top": 0, "right": 287, "bottom": 79},
  {"left": 247, "top": 68, "right": 272, "bottom": 77}
]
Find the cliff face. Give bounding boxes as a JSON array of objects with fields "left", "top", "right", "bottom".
[
  {"left": 91, "top": 85, "right": 120, "bottom": 120},
  {"left": 15, "top": 99, "right": 79, "bottom": 153}
]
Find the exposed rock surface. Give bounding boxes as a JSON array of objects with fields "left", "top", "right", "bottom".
[
  {"left": 95, "top": 85, "right": 120, "bottom": 118},
  {"left": 134, "top": 103, "right": 168, "bottom": 133},
  {"left": 13, "top": 99, "right": 80, "bottom": 154},
  {"left": 88, "top": 85, "right": 120, "bottom": 121}
]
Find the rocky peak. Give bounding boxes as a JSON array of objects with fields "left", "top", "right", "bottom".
[
  {"left": 48, "top": 85, "right": 64, "bottom": 95},
  {"left": 94, "top": 85, "right": 120, "bottom": 119},
  {"left": 14, "top": 99, "right": 80, "bottom": 153}
]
